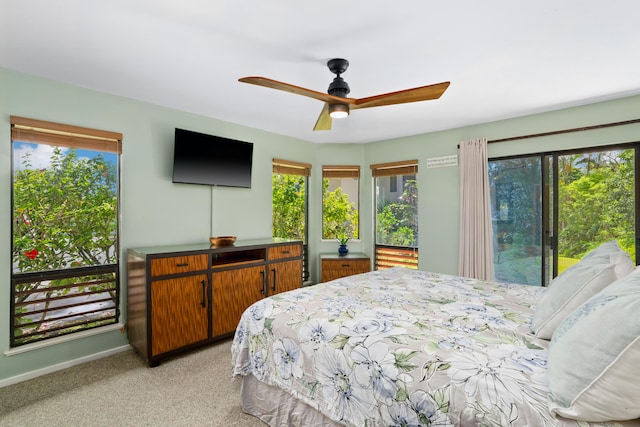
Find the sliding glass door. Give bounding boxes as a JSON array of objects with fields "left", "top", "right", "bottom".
[
  {"left": 489, "top": 156, "right": 546, "bottom": 286},
  {"left": 489, "top": 144, "right": 637, "bottom": 286}
]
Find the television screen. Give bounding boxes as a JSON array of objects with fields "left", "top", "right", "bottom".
[{"left": 172, "top": 128, "right": 253, "bottom": 188}]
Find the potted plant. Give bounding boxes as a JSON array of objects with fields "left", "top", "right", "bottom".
[{"left": 337, "top": 233, "right": 350, "bottom": 256}]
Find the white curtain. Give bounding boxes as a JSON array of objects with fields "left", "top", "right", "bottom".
[{"left": 458, "top": 138, "right": 494, "bottom": 280}]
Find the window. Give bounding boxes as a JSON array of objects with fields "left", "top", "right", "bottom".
[
  {"left": 10, "top": 116, "right": 122, "bottom": 347},
  {"left": 322, "top": 165, "right": 360, "bottom": 241},
  {"left": 372, "top": 160, "right": 419, "bottom": 269},
  {"left": 489, "top": 144, "right": 638, "bottom": 286},
  {"left": 272, "top": 158, "right": 311, "bottom": 282}
]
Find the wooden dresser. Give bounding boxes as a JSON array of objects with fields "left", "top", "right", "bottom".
[
  {"left": 321, "top": 252, "right": 370, "bottom": 282},
  {"left": 127, "top": 238, "right": 302, "bottom": 366}
]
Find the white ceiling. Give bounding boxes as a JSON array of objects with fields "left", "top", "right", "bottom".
[{"left": 2, "top": 0, "right": 640, "bottom": 144}]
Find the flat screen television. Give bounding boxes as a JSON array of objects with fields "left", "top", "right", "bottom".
[{"left": 172, "top": 128, "right": 253, "bottom": 188}]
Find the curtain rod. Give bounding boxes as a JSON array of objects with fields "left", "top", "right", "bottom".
[{"left": 487, "top": 118, "right": 640, "bottom": 144}]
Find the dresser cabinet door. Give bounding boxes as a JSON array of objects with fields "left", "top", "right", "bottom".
[
  {"left": 212, "top": 265, "right": 265, "bottom": 336},
  {"left": 269, "top": 259, "right": 302, "bottom": 295},
  {"left": 151, "top": 274, "right": 209, "bottom": 356}
]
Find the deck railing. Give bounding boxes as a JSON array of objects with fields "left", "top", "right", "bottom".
[
  {"left": 375, "top": 245, "right": 418, "bottom": 270},
  {"left": 11, "top": 265, "right": 119, "bottom": 347}
]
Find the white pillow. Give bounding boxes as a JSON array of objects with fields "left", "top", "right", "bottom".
[
  {"left": 581, "top": 240, "right": 634, "bottom": 279},
  {"left": 531, "top": 261, "right": 617, "bottom": 339},
  {"left": 547, "top": 268, "right": 640, "bottom": 421},
  {"left": 610, "top": 250, "right": 635, "bottom": 279},
  {"left": 531, "top": 240, "right": 633, "bottom": 339}
]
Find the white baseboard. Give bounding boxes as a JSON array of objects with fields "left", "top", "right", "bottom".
[{"left": 0, "top": 344, "right": 131, "bottom": 388}]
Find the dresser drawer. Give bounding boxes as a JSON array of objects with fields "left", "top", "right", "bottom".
[
  {"left": 269, "top": 244, "right": 302, "bottom": 260},
  {"left": 151, "top": 254, "right": 209, "bottom": 277}
]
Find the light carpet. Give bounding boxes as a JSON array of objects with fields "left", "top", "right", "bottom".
[{"left": 0, "top": 339, "right": 266, "bottom": 427}]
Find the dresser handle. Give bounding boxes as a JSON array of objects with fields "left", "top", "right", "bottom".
[
  {"left": 260, "top": 270, "right": 266, "bottom": 295},
  {"left": 176, "top": 263, "right": 189, "bottom": 267},
  {"left": 342, "top": 264, "right": 351, "bottom": 267},
  {"left": 271, "top": 268, "right": 277, "bottom": 293},
  {"left": 282, "top": 250, "right": 290, "bottom": 254},
  {"left": 200, "top": 280, "right": 206, "bottom": 308}
]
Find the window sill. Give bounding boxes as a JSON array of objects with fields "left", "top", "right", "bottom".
[{"left": 4, "top": 323, "right": 125, "bottom": 357}]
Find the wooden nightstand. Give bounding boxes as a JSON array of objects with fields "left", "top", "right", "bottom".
[{"left": 321, "top": 253, "right": 370, "bottom": 282}]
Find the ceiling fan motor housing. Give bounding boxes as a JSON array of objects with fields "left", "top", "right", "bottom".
[
  {"left": 327, "top": 58, "right": 350, "bottom": 98},
  {"left": 328, "top": 77, "right": 350, "bottom": 98}
]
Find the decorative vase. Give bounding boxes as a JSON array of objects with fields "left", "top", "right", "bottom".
[{"left": 338, "top": 244, "right": 349, "bottom": 256}]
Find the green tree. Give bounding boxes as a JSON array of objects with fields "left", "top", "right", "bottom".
[
  {"left": 322, "top": 178, "right": 359, "bottom": 240},
  {"left": 558, "top": 149, "right": 635, "bottom": 258},
  {"left": 272, "top": 173, "right": 306, "bottom": 240},
  {"left": 376, "top": 179, "right": 418, "bottom": 246},
  {"left": 13, "top": 147, "right": 118, "bottom": 271}
]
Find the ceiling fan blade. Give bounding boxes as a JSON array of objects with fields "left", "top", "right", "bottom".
[
  {"left": 239, "top": 77, "right": 356, "bottom": 105},
  {"left": 352, "top": 81, "right": 450, "bottom": 110},
  {"left": 313, "top": 103, "right": 332, "bottom": 131}
]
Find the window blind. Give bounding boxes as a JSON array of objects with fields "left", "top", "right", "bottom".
[
  {"left": 10, "top": 116, "right": 122, "bottom": 154},
  {"left": 370, "top": 159, "right": 418, "bottom": 177},
  {"left": 322, "top": 165, "right": 360, "bottom": 179},
  {"left": 273, "top": 158, "right": 312, "bottom": 176}
]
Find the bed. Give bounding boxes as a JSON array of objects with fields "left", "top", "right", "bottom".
[{"left": 231, "top": 245, "right": 640, "bottom": 426}]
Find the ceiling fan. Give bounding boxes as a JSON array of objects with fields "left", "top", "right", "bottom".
[{"left": 239, "top": 58, "right": 450, "bottom": 131}]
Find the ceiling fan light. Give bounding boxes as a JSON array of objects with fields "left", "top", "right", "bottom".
[{"left": 329, "top": 103, "right": 349, "bottom": 119}]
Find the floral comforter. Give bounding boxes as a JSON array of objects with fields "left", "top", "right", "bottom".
[{"left": 231, "top": 267, "right": 621, "bottom": 426}]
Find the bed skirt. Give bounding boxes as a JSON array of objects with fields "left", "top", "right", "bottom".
[
  {"left": 240, "top": 374, "right": 342, "bottom": 427},
  {"left": 239, "top": 373, "right": 640, "bottom": 427}
]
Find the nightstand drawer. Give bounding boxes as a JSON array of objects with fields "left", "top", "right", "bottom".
[
  {"left": 322, "top": 259, "right": 370, "bottom": 271},
  {"left": 321, "top": 255, "right": 370, "bottom": 282}
]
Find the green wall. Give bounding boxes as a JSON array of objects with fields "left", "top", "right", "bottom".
[{"left": 1, "top": 67, "right": 639, "bottom": 384}]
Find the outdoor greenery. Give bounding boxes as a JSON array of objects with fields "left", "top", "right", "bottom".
[
  {"left": 12, "top": 146, "right": 118, "bottom": 343},
  {"left": 376, "top": 179, "right": 418, "bottom": 246},
  {"left": 557, "top": 150, "right": 635, "bottom": 258},
  {"left": 321, "top": 178, "right": 359, "bottom": 240},
  {"left": 13, "top": 147, "right": 118, "bottom": 272},
  {"left": 273, "top": 174, "right": 418, "bottom": 248},
  {"left": 272, "top": 173, "right": 306, "bottom": 241},
  {"left": 273, "top": 174, "right": 361, "bottom": 242}
]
